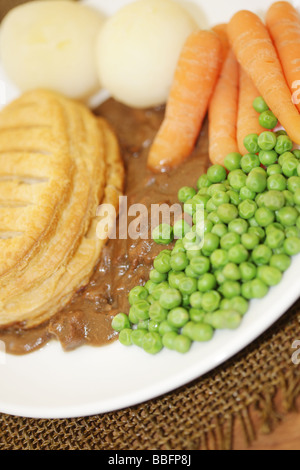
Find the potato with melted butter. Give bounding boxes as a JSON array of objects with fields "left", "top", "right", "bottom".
[
  {"left": 0, "top": 0, "right": 105, "bottom": 99},
  {"left": 96, "top": 0, "right": 198, "bottom": 108}
]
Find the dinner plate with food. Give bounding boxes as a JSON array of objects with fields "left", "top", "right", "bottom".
[{"left": 0, "top": 0, "right": 299, "bottom": 419}]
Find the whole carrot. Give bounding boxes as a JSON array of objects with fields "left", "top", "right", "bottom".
[
  {"left": 209, "top": 49, "right": 240, "bottom": 165},
  {"left": 266, "top": 1, "right": 300, "bottom": 112},
  {"left": 237, "top": 67, "right": 265, "bottom": 155},
  {"left": 148, "top": 30, "right": 222, "bottom": 172},
  {"left": 228, "top": 10, "right": 300, "bottom": 145}
]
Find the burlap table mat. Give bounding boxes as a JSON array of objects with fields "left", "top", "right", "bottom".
[{"left": 0, "top": 0, "right": 300, "bottom": 451}]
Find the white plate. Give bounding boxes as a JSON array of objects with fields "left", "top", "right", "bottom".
[{"left": 0, "top": 0, "right": 299, "bottom": 419}]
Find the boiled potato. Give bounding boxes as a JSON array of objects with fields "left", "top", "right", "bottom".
[
  {"left": 0, "top": 1, "right": 105, "bottom": 99},
  {"left": 96, "top": 0, "right": 198, "bottom": 108}
]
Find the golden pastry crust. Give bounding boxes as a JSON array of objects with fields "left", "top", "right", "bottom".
[
  {"left": 0, "top": 93, "right": 124, "bottom": 328},
  {"left": 0, "top": 90, "right": 74, "bottom": 278}
]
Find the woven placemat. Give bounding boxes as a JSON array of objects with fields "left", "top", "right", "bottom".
[{"left": 0, "top": 0, "right": 300, "bottom": 451}]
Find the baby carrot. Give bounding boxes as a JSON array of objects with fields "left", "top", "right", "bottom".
[
  {"left": 212, "top": 24, "right": 229, "bottom": 61},
  {"left": 228, "top": 10, "right": 300, "bottom": 145},
  {"left": 266, "top": 1, "right": 300, "bottom": 112},
  {"left": 209, "top": 49, "right": 240, "bottom": 165},
  {"left": 237, "top": 67, "right": 265, "bottom": 155},
  {"left": 148, "top": 30, "right": 222, "bottom": 172}
]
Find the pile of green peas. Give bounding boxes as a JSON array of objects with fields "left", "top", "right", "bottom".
[{"left": 112, "top": 97, "right": 300, "bottom": 355}]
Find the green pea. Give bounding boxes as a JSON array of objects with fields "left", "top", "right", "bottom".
[
  {"left": 207, "top": 165, "right": 227, "bottom": 183},
  {"left": 284, "top": 237, "right": 300, "bottom": 256},
  {"left": 153, "top": 253, "right": 171, "bottom": 274},
  {"left": 168, "top": 271, "right": 185, "bottom": 290},
  {"left": 174, "top": 335, "right": 192, "bottom": 354},
  {"left": 228, "top": 170, "right": 247, "bottom": 191},
  {"left": 150, "top": 269, "right": 167, "bottom": 284},
  {"left": 190, "top": 291, "right": 203, "bottom": 309},
  {"left": 244, "top": 134, "right": 260, "bottom": 154},
  {"left": 210, "top": 249, "right": 229, "bottom": 269},
  {"left": 159, "top": 289, "right": 182, "bottom": 310},
  {"left": 142, "top": 332, "right": 163, "bottom": 355},
  {"left": 201, "top": 290, "right": 221, "bottom": 312},
  {"left": 241, "top": 153, "right": 261, "bottom": 173},
  {"left": 257, "top": 266, "right": 282, "bottom": 287},
  {"left": 224, "top": 152, "right": 242, "bottom": 171},
  {"left": 189, "top": 308, "right": 205, "bottom": 323},
  {"left": 259, "top": 150, "right": 278, "bottom": 166},
  {"left": 267, "top": 173, "right": 287, "bottom": 191},
  {"left": 152, "top": 223, "right": 174, "bottom": 245},
  {"left": 288, "top": 176, "right": 300, "bottom": 193},
  {"left": 275, "top": 135, "right": 293, "bottom": 155},
  {"left": 286, "top": 226, "right": 300, "bottom": 238},
  {"left": 197, "top": 174, "right": 212, "bottom": 190},
  {"left": 197, "top": 273, "right": 217, "bottom": 293},
  {"left": 119, "top": 329, "right": 133, "bottom": 346},
  {"left": 207, "top": 212, "right": 221, "bottom": 226},
  {"left": 228, "top": 218, "right": 249, "bottom": 236},
  {"left": 168, "top": 308, "right": 189, "bottom": 328},
  {"left": 217, "top": 203, "right": 239, "bottom": 224},
  {"left": 267, "top": 164, "right": 282, "bottom": 176},
  {"left": 255, "top": 207, "right": 275, "bottom": 227},
  {"left": 149, "top": 302, "right": 168, "bottom": 323},
  {"left": 170, "top": 252, "right": 189, "bottom": 272},
  {"left": 178, "top": 276, "right": 197, "bottom": 296},
  {"left": 253, "top": 96, "right": 269, "bottom": 113},
  {"left": 252, "top": 244, "right": 272, "bottom": 266},
  {"left": 263, "top": 190, "right": 285, "bottom": 211},
  {"left": 219, "top": 281, "right": 241, "bottom": 299},
  {"left": 190, "top": 256, "right": 210, "bottom": 275},
  {"left": 282, "top": 158, "right": 299, "bottom": 177},
  {"left": 212, "top": 191, "right": 230, "bottom": 207},
  {"left": 112, "top": 313, "right": 131, "bottom": 332},
  {"left": 239, "top": 262, "right": 257, "bottom": 281},
  {"left": 182, "top": 231, "right": 200, "bottom": 251},
  {"left": 172, "top": 239, "right": 186, "bottom": 255},
  {"left": 162, "top": 331, "right": 178, "bottom": 350},
  {"left": 246, "top": 169, "right": 267, "bottom": 193},
  {"left": 265, "top": 229, "right": 285, "bottom": 249},
  {"left": 211, "top": 223, "right": 228, "bottom": 238},
  {"left": 178, "top": 186, "right": 196, "bottom": 203},
  {"left": 151, "top": 282, "right": 169, "bottom": 301},
  {"left": 250, "top": 279, "right": 269, "bottom": 299},
  {"left": 238, "top": 200, "right": 257, "bottom": 220},
  {"left": 278, "top": 151, "right": 294, "bottom": 167},
  {"left": 259, "top": 111, "right": 278, "bottom": 130},
  {"left": 132, "top": 329, "right": 148, "bottom": 348},
  {"left": 229, "top": 297, "right": 249, "bottom": 316},
  {"left": 248, "top": 226, "right": 266, "bottom": 241},
  {"left": 129, "top": 286, "right": 148, "bottom": 306},
  {"left": 129, "top": 300, "right": 150, "bottom": 323},
  {"left": 223, "top": 263, "right": 241, "bottom": 281},
  {"left": 277, "top": 206, "right": 298, "bottom": 227},
  {"left": 270, "top": 254, "right": 291, "bottom": 272},
  {"left": 228, "top": 244, "right": 249, "bottom": 264},
  {"left": 202, "top": 233, "right": 220, "bottom": 255},
  {"left": 227, "top": 189, "right": 240, "bottom": 206},
  {"left": 220, "top": 232, "right": 241, "bottom": 251},
  {"left": 241, "top": 232, "right": 260, "bottom": 250}
]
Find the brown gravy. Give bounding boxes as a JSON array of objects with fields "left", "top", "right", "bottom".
[{"left": 0, "top": 99, "right": 210, "bottom": 355}]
